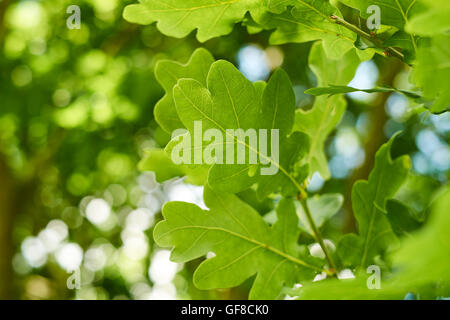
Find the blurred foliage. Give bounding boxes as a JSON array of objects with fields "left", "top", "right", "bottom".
[{"left": 0, "top": 0, "right": 448, "bottom": 300}]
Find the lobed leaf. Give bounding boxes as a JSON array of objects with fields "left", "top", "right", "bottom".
[
  {"left": 168, "top": 60, "right": 310, "bottom": 198},
  {"left": 406, "top": 0, "right": 450, "bottom": 36},
  {"left": 154, "top": 186, "right": 320, "bottom": 299},
  {"left": 253, "top": 1, "right": 358, "bottom": 59},
  {"left": 338, "top": 134, "right": 411, "bottom": 268},
  {"left": 123, "top": 0, "right": 260, "bottom": 42},
  {"left": 138, "top": 148, "right": 208, "bottom": 185},
  {"left": 154, "top": 48, "right": 215, "bottom": 133},
  {"left": 413, "top": 35, "right": 450, "bottom": 113}
]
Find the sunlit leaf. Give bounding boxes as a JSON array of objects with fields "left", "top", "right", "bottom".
[
  {"left": 168, "top": 61, "right": 310, "bottom": 198},
  {"left": 154, "top": 48, "right": 215, "bottom": 132},
  {"left": 154, "top": 187, "right": 321, "bottom": 299}
]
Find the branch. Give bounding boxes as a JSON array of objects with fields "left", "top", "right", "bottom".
[
  {"left": 298, "top": 192, "right": 337, "bottom": 275},
  {"left": 330, "top": 15, "right": 405, "bottom": 61}
]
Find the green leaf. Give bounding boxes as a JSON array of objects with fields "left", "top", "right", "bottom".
[
  {"left": 154, "top": 186, "right": 320, "bottom": 299},
  {"left": 384, "top": 30, "right": 416, "bottom": 62},
  {"left": 340, "top": 0, "right": 422, "bottom": 58},
  {"left": 391, "top": 186, "right": 450, "bottom": 288},
  {"left": 413, "top": 35, "right": 450, "bottom": 113},
  {"left": 253, "top": 2, "right": 357, "bottom": 59},
  {"left": 290, "top": 277, "right": 405, "bottom": 300},
  {"left": 340, "top": 0, "right": 423, "bottom": 29},
  {"left": 236, "top": 188, "right": 274, "bottom": 215},
  {"left": 293, "top": 42, "right": 360, "bottom": 179},
  {"left": 338, "top": 134, "right": 411, "bottom": 268},
  {"left": 154, "top": 48, "right": 215, "bottom": 133},
  {"left": 123, "top": 0, "right": 259, "bottom": 42},
  {"left": 385, "top": 199, "right": 422, "bottom": 237},
  {"left": 393, "top": 173, "right": 440, "bottom": 219},
  {"left": 138, "top": 148, "right": 208, "bottom": 185},
  {"left": 305, "top": 84, "right": 422, "bottom": 99},
  {"left": 297, "top": 193, "right": 344, "bottom": 235},
  {"left": 406, "top": 0, "right": 450, "bottom": 36},
  {"left": 168, "top": 61, "right": 310, "bottom": 198}
]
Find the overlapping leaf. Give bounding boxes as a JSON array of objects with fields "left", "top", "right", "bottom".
[
  {"left": 123, "top": 0, "right": 260, "bottom": 42},
  {"left": 340, "top": 0, "right": 423, "bottom": 61},
  {"left": 340, "top": 0, "right": 423, "bottom": 29},
  {"left": 293, "top": 42, "right": 360, "bottom": 180},
  {"left": 406, "top": 0, "right": 450, "bottom": 36},
  {"left": 253, "top": 1, "right": 358, "bottom": 59},
  {"left": 338, "top": 135, "right": 411, "bottom": 268},
  {"left": 291, "top": 186, "right": 450, "bottom": 299},
  {"left": 154, "top": 186, "right": 320, "bottom": 299},
  {"left": 138, "top": 148, "right": 208, "bottom": 185},
  {"left": 391, "top": 186, "right": 450, "bottom": 288},
  {"left": 413, "top": 35, "right": 450, "bottom": 113},
  {"left": 167, "top": 61, "right": 310, "bottom": 198},
  {"left": 154, "top": 48, "right": 215, "bottom": 133},
  {"left": 123, "top": 0, "right": 375, "bottom": 59},
  {"left": 297, "top": 193, "right": 344, "bottom": 235}
]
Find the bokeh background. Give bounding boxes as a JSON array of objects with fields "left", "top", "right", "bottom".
[{"left": 0, "top": 0, "right": 448, "bottom": 299}]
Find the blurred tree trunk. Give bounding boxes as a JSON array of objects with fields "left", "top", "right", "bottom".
[
  {"left": 343, "top": 57, "right": 404, "bottom": 232},
  {"left": 0, "top": 153, "right": 15, "bottom": 299}
]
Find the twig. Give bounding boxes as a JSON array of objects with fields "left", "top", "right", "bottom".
[
  {"left": 330, "top": 15, "right": 405, "bottom": 61},
  {"left": 298, "top": 193, "right": 337, "bottom": 275}
]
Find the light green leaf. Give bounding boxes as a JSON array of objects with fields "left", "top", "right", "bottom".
[
  {"left": 338, "top": 134, "right": 411, "bottom": 268},
  {"left": 413, "top": 35, "right": 450, "bottom": 113},
  {"left": 340, "top": 0, "right": 422, "bottom": 57},
  {"left": 290, "top": 277, "right": 405, "bottom": 299},
  {"left": 340, "top": 0, "right": 423, "bottom": 29},
  {"left": 406, "top": 0, "right": 450, "bottom": 36},
  {"left": 253, "top": 1, "right": 357, "bottom": 59},
  {"left": 391, "top": 186, "right": 450, "bottom": 288},
  {"left": 154, "top": 48, "right": 215, "bottom": 133},
  {"left": 154, "top": 186, "right": 320, "bottom": 299},
  {"left": 293, "top": 42, "right": 360, "bottom": 179},
  {"left": 138, "top": 148, "right": 208, "bottom": 185},
  {"left": 297, "top": 193, "right": 344, "bottom": 235},
  {"left": 123, "top": 0, "right": 259, "bottom": 42},
  {"left": 169, "top": 61, "right": 310, "bottom": 198}
]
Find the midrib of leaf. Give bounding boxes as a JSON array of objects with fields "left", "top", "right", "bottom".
[
  {"left": 218, "top": 68, "right": 241, "bottom": 131},
  {"left": 261, "top": 259, "right": 289, "bottom": 292},
  {"left": 195, "top": 246, "right": 261, "bottom": 282},
  {"left": 359, "top": 157, "right": 386, "bottom": 267},
  {"left": 293, "top": 0, "right": 356, "bottom": 43},
  {"left": 208, "top": 4, "right": 232, "bottom": 33},
  {"left": 155, "top": 225, "right": 323, "bottom": 271},
  {"left": 216, "top": 193, "right": 252, "bottom": 236},
  {"left": 271, "top": 79, "right": 280, "bottom": 130},
  {"left": 177, "top": 86, "right": 306, "bottom": 193},
  {"left": 273, "top": 16, "right": 355, "bottom": 43},
  {"left": 294, "top": 0, "right": 329, "bottom": 20},
  {"left": 210, "top": 165, "right": 254, "bottom": 183}
]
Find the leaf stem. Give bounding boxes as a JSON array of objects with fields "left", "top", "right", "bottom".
[
  {"left": 299, "top": 195, "right": 337, "bottom": 275},
  {"left": 330, "top": 15, "right": 405, "bottom": 61}
]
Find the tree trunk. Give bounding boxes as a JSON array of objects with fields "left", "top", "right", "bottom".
[{"left": 0, "top": 153, "right": 16, "bottom": 299}]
